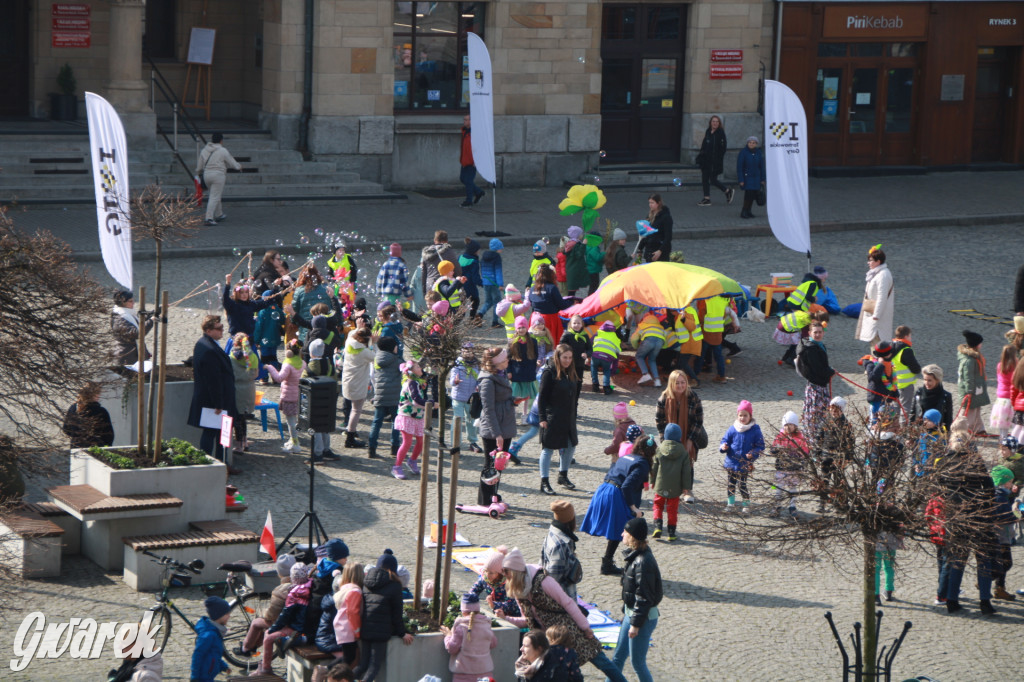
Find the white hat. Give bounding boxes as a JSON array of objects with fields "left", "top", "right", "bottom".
[
  {"left": 309, "top": 339, "right": 326, "bottom": 359},
  {"left": 782, "top": 410, "right": 800, "bottom": 427},
  {"left": 829, "top": 396, "right": 847, "bottom": 409}
]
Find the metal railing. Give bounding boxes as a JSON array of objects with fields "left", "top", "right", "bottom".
[{"left": 146, "top": 55, "right": 207, "bottom": 189}]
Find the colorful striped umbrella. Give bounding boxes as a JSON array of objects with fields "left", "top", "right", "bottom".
[{"left": 562, "top": 261, "right": 741, "bottom": 319}]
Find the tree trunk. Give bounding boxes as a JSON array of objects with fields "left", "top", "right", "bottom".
[
  {"left": 863, "top": 535, "right": 878, "bottom": 679},
  {"left": 136, "top": 287, "right": 146, "bottom": 458}
]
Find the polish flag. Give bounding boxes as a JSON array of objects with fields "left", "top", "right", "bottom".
[{"left": 259, "top": 512, "right": 277, "bottom": 561}]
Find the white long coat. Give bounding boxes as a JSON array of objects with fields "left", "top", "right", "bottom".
[
  {"left": 340, "top": 333, "right": 374, "bottom": 401},
  {"left": 855, "top": 263, "right": 894, "bottom": 343}
]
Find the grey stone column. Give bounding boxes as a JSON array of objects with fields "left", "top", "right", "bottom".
[{"left": 106, "top": 0, "right": 155, "bottom": 143}]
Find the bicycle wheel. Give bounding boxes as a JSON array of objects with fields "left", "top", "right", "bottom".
[
  {"left": 148, "top": 606, "right": 173, "bottom": 656},
  {"left": 222, "top": 590, "right": 270, "bottom": 669}
]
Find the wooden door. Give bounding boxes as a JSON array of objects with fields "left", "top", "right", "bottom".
[
  {"left": 973, "top": 48, "right": 1012, "bottom": 162},
  {"left": 0, "top": 0, "right": 30, "bottom": 117}
]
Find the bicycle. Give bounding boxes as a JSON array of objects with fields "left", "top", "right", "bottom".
[{"left": 141, "top": 550, "right": 270, "bottom": 669}]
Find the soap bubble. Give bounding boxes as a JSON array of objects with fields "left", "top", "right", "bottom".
[
  {"left": 673, "top": 178, "right": 682, "bottom": 187},
  {"left": 275, "top": 239, "right": 284, "bottom": 246},
  {"left": 300, "top": 236, "right": 310, "bottom": 244},
  {"left": 577, "top": 56, "right": 586, "bottom": 64},
  {"left": 232, "top": 247, "right": 241, "bottom": 256},
  {"left": 592, "top": 175, "right": 600, "bottom": 184},
  {"left": 599, "top": 150, "right": 607, "bottom": 158},
  {"left": 314, "top": 228, "right": 324, "bottom": 237}
]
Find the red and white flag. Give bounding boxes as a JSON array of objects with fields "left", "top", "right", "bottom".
[{"left": 259, "top": 512, "right": 277, "bottom": 561}]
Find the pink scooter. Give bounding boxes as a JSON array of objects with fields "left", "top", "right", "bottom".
[{"left": 456, "top": 495, "right": 509, "bottom": 519}]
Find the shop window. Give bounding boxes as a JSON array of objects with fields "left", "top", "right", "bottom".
[
  {"left": 143, "top": 0, "right": 176, "bottom": 60},
  {"left": 393, "top": 2, "right": 484, "bottom": 111},
  {"left": 814, "top": 68, "right": 842, "bottom": 133},
  {"left": 603, "top": 5, "right": 637, "bottom": 40},
  {"left": 646, "top": 6, "right": 681, "bottom": 40},
  {"left": 885, "top": 68, "right": 914, "bottom": 133},
  {"left": 850, "top": 43, "right": 883, "bottom": 58},
  {"left": 888, "top": 43, "right": 917, "bottom": 58},
  {"left": 817, "top": 43, "right": 847, "bottom": 58}
]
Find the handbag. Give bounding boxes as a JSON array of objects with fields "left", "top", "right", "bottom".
[
  {"left": 198, "top": 171, "right": 208, "bottom": 190},
  {"left": 469, "top": 392, "right": 482, "bottom": 419},
  {"left": 756, "top": 186, "right": 766, "bottom": 207}
]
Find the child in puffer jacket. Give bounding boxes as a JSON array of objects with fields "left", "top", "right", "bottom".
[
  {"left": 719, "top": 400, "right": 764, "bottom": 512},
  {"left": 449, "top": 342, "right": 483, "bottom": 454},
  {"left": 330, "top": 563, "right": 365, "bottom": 666},
  {"left": 354, "top": 550, "right": 413, "bottom": 682},
  {"left": 468, "top": 546, "right": 521, "bottom": 617},
  {"left": 235, "top": 554, "right": 295, "bottom": 658},
  {"left": 604, "top": 402, "right": 638, "bottom": 460},
  {"left": 265, "top": 338, "right": 305, "bottom": 452},
  {"left": 442, "top": 592, "right": 497, "bottom": 682},
  {"left": 770, "top": 411, "right": 808, "bottom": 518},
  {"left": 255, "top": 562, "right": 313, "bottom": 676}
]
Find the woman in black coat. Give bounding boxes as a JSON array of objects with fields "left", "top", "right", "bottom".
[
  {"left": 637, "top": 194, "right": 672, "bottom": 263},
  {"left": 355, "top": 550, "right": 413, "bottom": 682},
  {"left": 612, "top": 517, "right": 663, "bottom": 681},
  {"left": 796, "top": 321, "right": 836, "bottom": 434},
  {"left": 697, "top": 115, "right": 734, "bottom": 207},
  {"left": 62, "top": 382, "right": 114, "bottom": 448},
  {"left": 538, "top": 344, "right": 580, "bottom": 495}
]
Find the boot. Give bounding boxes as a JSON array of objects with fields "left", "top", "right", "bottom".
[
  {"left": 979, "top": 599, "right": 997, "bottom": 615},
  {"left": 875, "top": 595, "right": 883, "bottom": 606},
  {"left": 651, "top": 519, "right": 663, "bottom": 538},
  {"left": 604, "top": 384, "right": 614, "bottom": 395},
  {"left": 557, "top": 472, "right": 576, "bottom": 490},
  {"left": 592, "top": 381, "right": 601, "bottom": 393},
  {"left": 993, "top": 586, "right": 1016, "bottom": 601},
  {"left": 345, "top": 431, "right": 366, "bottom": 448},
  {"left": 540, "top": 478, "right": 555, "bottom": 495},
  {"left": 367, "top": 447, "right": 378, "bottom": 459},
  {"left": 666, "top": 526, "right": 677, "bottom": 541},
  {"left": 600, "top": 556, "right": 623, "bottom": 576},
  {"left": 945, "top": 599, "right": 962, "bottom": 614},
  {"left": 885, "top": 590, "right": 894, "bottom": 602}
]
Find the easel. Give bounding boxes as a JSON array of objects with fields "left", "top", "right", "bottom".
[
  {"left": 183, "top": 21, "right": 216, "bottom": 121},
  {"left": 183, "top": 63, "right": 212, "bottom": 121}
]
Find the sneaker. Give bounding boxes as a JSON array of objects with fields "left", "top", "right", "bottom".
[
  {"left": 592, "top": 382, "right": 601, "bottom": 393},
  {"left": 469, "top": 443, "right": 483, "bottom": 453},
  {"left": 406, "top": 459, "right": 420, "bottom": 475},
  {"left": 604, "top": 385, "right": 614, "bottom": 395},
  {"left": 474, "top": 191, "right": 485, "bottom": 205},
  {"left": 697, "top": 198, "right": 712, "bottom": 207},
  {"left": 653, "top": 378, "right": 662, "bottom": 387},
  {"left": 204, "top": 219, "right": 218, "bottom": 226},
  {"left": 726, "top": 187, "right": 736, "bottom": 204},
  {"left": 459, "top": 200, "right": 473, "bottom": 208},
  {"left": 391, "top": 465, "right": 406, "bottom": 480},
  {"left": 726, "top": 348, "right": 743, "bottom": 357},
  {"left": 666, "top": 529, "right": 678, "bottom": 541},
  {"left": 215, "top": 214, "right": 227, "bottom": 222},
  {"left": 282, "top": 439, "right": 296, "bottom": 452},
  {"left": 885, "top": 590, "right": 895, "bottom": 602},
  {"left": 652, "top": 527, "right": 662, "bottom": 538},
  {"left": 322, "top": 449, "right": 341, "bottom": 461},
  {"left": 637, "top": 373, "right": 652, "bottom": 385},
  {"left": 232, "top": 644, "right": 256, "bottom": 657},
  {"left": 725, "top": 501, "right": 736, "bottom": 511},
  {"left": 741, "top": 504, "right": 750, "bottom": 514},
  {"left": 934, "top": 596, "right": 947, "bottom": 606},
  {"left": 683, "top": 494, "right": 695, "bottom": 504},
  {"left": 490, "top": 321, "right": 503, "bottom": 329},
  {"left": 712, "top": 376, "right": 727, "bottom": 384}
]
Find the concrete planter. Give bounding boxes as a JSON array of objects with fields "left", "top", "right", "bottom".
[
  {"left": 100, "top": 373, "right": 203, "bottom": 448},
  {"left": 69, "top": 448, "right": 227, "bottom": 570},
  {"left": 378, "top": 617, "right": 521, "bottom": 682}
]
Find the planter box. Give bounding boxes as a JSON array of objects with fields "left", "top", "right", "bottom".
[
  {"left": 68, "top": 448, "right": 227, "bottom": 571},
  {"left": 100, "top": 373, "right": 203, "bottom": 449},
  {"left": 374, "top": 618, "right": 521, "bottom": 682}
]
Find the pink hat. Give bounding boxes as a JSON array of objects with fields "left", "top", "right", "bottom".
[
  {"left": 737, "top": 400, "right": 753, "bottom": 415},
  {"left": 432, "top": 300, "right": 450, "bottom": 316},
  {"left": 514, "top": 316, "right": 529, "bottom": 332},
  {"left": 504, "top": 284, "right": 521, "bottom": 301},
  {"left": 389, "top": 243, "right": 401, "bottom": 257},
  {"left": 530, "top": 312, "right": 544, "bottom": 327},
  {"left": 502, "top": 547, "right": 526, "bottom": 572},
  {"left": 484, "top": 546, "right": 508, "bottom": 574},
  {"left": 612, "top": 402, "right": 630, "bottom": 419}
]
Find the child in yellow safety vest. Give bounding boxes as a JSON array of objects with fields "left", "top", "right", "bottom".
[
  {"left": 494, "top": 284, "right": 531, "bottom": 341},
  {"left": 591, "top": 320, "right": 622, "bottom": 396},
  {"left": 772, "top": 308, "right": 829, "bottom": 366},
  {"left": 890, "top": 325, "right": 922, "bottom": 425},
  {"left": 630, "top": 311, "right": 667, "bottom": 387}
]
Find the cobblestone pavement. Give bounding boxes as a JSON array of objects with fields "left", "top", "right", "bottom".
[{"left": 3, "top": 208, "right": 1024, "bottom": 680}]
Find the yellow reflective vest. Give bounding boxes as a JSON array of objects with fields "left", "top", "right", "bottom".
[
  {"left": 592, "top": 330, "right": 621, "bottom": 358},
  {"left": 636, "top": 316, "right": 666, "bottom": 342},
  {"left": 779, "top": 310, "right": 811, "bottom": 333},
  {"left": 433, "top": 277, "right": 462, "bottom": 309},
  {"left": 892, "top": 346, "right": 917, "bottom": 389},
  {"left": 702, "top": 297, "right": 727, "bottom": 334},
  {"left": 785, "top": 280, "right": 818, "bottom": 310}
]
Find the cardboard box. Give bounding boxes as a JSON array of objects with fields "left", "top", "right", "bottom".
[{"left": 430, "top": 520, "right": 456, "bottom": 545}]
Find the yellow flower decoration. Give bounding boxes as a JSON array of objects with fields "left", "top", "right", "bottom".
[{"left": 558, "top": 184, "right": 607, "bottom": 230}]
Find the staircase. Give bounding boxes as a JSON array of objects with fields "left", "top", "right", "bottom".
[
  {"left": 0, "top": 129, "right": 406, "bottom": 206},
  {"left": 571, "top": 163, "right": 702, "bottom": 190}
]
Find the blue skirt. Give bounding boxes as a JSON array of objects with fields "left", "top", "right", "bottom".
[{"left": 580, "top": 482, "right": 632, "bottom": 541}]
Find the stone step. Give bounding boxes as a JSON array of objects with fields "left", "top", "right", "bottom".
[
  {"left": 0, "top": 169, "right": 360, "bottom": 186},
  {"left": 2, "top": 181, "right": 394, "bottom": 201},
  {"left": 577, "top": 166, "right": 702, "bottom": 188}
]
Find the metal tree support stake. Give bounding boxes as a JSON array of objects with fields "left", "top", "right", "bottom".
[
  {"left": 136, "top": 287, "right": 146, "bottom": 458},
  {"left": 825, "top": 611, "right": 912, "bottom": 682},
  {"left": 441, "top": 417, "right": 462, "bottom": 605}
]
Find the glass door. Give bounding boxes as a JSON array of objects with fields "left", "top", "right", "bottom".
[
  {"left": 812, "top": 67, "right": 845, "bottom": 166},
  {"left": 846, "top": 67, "right": 880, "bottom": 165}
]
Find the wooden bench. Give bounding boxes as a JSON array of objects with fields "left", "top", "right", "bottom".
[
  {"left": 285, "top": 645, "right": 332, "bottom": 682},
  {"left": 0, "top": 507, "right": 66, "bottom": 578},
  {"left": 47, "top": 484, "right": 183, "bottom": 521},
  {"left": 21, "top": 501, "right": 80, "bottom": 554},
  {"left": 122, "top": 519, "right": 259, "bottom": 591}
]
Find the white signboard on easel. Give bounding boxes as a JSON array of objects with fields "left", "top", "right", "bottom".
[{"left": 187, "top": 27, "right": 216, "bottom": 65}]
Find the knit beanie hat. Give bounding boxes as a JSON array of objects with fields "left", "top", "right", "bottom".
[
  {"left": 389, "top": 243, "right": 402, "bottom": 257},
  {"left": 204, "top": 596, "right": 231, "bottom": 621},
  {"left": 612, "top": 402, "right": 630, "bottom": 420},
  {"left": 1002, "top": 435, "right": 1019, "bottom": 451},
  {"left": 921, "top": 364, "right": 944, "bottom": 382},
  {"left": 923, "top": 409, "right": 942, "bottom": 426},
  {"left": 290, "top": 562, "right": 312, "bottom": 584},
  {"left": 813, "top": 266, "right": 828, "bottom": 279},
  {"left": 872, "top": 341, "right": 894, "bottom": 358},
  {"left": 489, "top": 238, "right": 504, "bottom": 251},
  {"left": 737, "top": 400, "right": 753, "bottom": 416},
  {"left": 276, "top": 553, "right": 297, "bottom": 577},
  {"left": 1015, "top": 316, "right": 1024, "bottom": 334},
  {"left": 464, "top": 240, "right": 481, "bottom": 256},
  {"left": 312, "top": 315, "right": 328, "bottom": 330},
  {"left": 377, "top": 336, "right": 398, "bottom": 354},
  {"left": 438, "top": 260, "right": 455, "bottom": 277},
  {"left": 623, "top": 516, "right": 648, "bottom": 542},
  {"left": 315, "top": 538, "right": 350, "bottom": 561},
  {"left": 530, "top": 312, "right": 544, "bottom": 328},
  {"left": 533, "top": 240, "right": 547, "bottom": 253},
  {"left": 354, "top": 297, "right": 367, "bottom": 311},
  {"left": 432, "top": 300, "right": 450, "bottom": 316},
  {"left": 309, "top": 339, "right": 326, "bottom": 359},
  {"left": 396, "top": 564, "right": 410, "bottom": 588},
  {"left": 625, "top": 424, "right": 643, "bottom": 443},
  {"left": 567, "top": 226, "right": 584, "bottom": 242},
  {"left": 664, "top": 423, "right": 683, "bottom": 443},
  {"left": 505, "top": 283, "right": 521, "bottom": 301},
  {"left": 829, "top": 396, "right": 847, "bottom": 409},
  {"left": 782, "top": 410, "right": 800, "bottom": 427},
  {"left": 514, "top": 316, "right": 529, "bottom": 332},
  {"left": 502, "top": 547, "right": 526, "bottom": 572},
  {"left": 746, "top": 135, "right": 760, "bottom": 145},
  {"left": 962, "top": 330, "right": 983, "bottom": 348},
  {"left": 261, "top": 290, "right": 275, "bottom": 299},
  {"left": 376, "top": 549, "right": 398, "bottom": 573},
  {"left": 612, "top": 228, "right": 627, "bottom": 241},
  {"left": 484, "top": 546, "right": 508, "bottom": 574},
  {"left": 992, "top": 465, "right": 1014, "bottom": 487},
  {"left": 600, "top": 320, "right": 616, "bottom": 332},
  {"left": 550, "top": 500, "right": 575, "bottom": 524}
]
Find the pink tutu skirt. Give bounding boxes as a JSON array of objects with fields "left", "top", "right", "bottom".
[
  {"left": 395, "top": 414, "right": 424, "bottom": 437},
  {"left": 772, "top": 328, "right": 801, "bottom": 346},
  {"left": 989, "top": 397, "right": 1014, "bottom": 430}
]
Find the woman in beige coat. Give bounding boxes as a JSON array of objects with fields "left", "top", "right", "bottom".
[
  {"left": 196, "top": 132, "right": 242, "bottom": 226},
  {"left": 856, "top": 246, "right": 894, "bottom": 345}
]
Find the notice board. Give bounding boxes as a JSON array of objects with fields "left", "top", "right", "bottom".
[{"left": 187, "top": 27, "right": 216, "bottom": 65}]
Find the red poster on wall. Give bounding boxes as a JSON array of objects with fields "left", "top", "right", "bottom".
[
  {"left": 709, "top": 64, "right": 743, "bottom": 79},
  {"left": 52, "top": 3, "right": 91, "bottom": 48},
  {"left": 53, "top": 3, "right": 90, "bottom": 17},
  {"left": 711, "top": 49, "right": 743, "bottom": 62}
]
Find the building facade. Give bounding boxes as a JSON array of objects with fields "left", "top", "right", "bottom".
[{"left": 1, "top": 1, "right": 1019, "bottom": 189}]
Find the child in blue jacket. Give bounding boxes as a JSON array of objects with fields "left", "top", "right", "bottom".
[
  {"left": 191, "top": 596, "right": 231, "bottom": 682},
  {"left": 479, "top": 238, "right": 504, "bottom": 327},
  {"left": 719, "top": 400, "right": 764, "bottom": 512},
  {"left": 254, "top": 290, "right": 284, "bottom": 382}
]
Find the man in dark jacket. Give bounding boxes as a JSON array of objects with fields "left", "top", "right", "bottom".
[
  {"left": 187, "top": 315, "right": 237, "bottom": 470},
  {"left": 420, "top": 230, "right": 462, "bottom": 294},
  {"left": 367, "top": 337, "right": 402, "bottom": 459}
]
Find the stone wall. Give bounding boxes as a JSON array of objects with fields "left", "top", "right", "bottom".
[{"left": 30, "top": 0, "right": 111, "bottom": 119}]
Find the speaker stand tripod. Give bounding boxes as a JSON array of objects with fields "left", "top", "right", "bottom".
[{"left": 277, "top": 430, "right": 329, "bottom": 552}]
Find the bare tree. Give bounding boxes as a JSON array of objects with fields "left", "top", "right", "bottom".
[{"left": 695, "top": 406, "right": 999, "bottom": 678}]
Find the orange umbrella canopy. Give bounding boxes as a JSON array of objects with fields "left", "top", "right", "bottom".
[{"left": 562, "top": 262, "right": 741, "bottom": 319}]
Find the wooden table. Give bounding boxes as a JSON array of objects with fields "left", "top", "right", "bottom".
[{"left": 754, "top": 284, "right": 797, "bottom": 317}]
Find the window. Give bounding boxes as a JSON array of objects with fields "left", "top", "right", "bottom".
[
  {"left": 143, "top": 0, "right": 176, "bottom": 60},
  {"left": 393, "top": 2, "right": 484, "bottom": 111}
]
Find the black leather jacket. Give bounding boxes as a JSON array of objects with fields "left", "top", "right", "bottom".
[{"left": 620, "top": 546, "right": 663, "bottom": 628}]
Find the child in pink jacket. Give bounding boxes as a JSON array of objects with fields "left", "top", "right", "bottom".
[
  {"left": 265, "top": 338, "right": 305, "bottom": 451},
  {"left": 441, "top": 592, "right": 496, "bottom": 682},
  {"left": 331, "top": 563, "right": 364, "bottom": 666}
]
